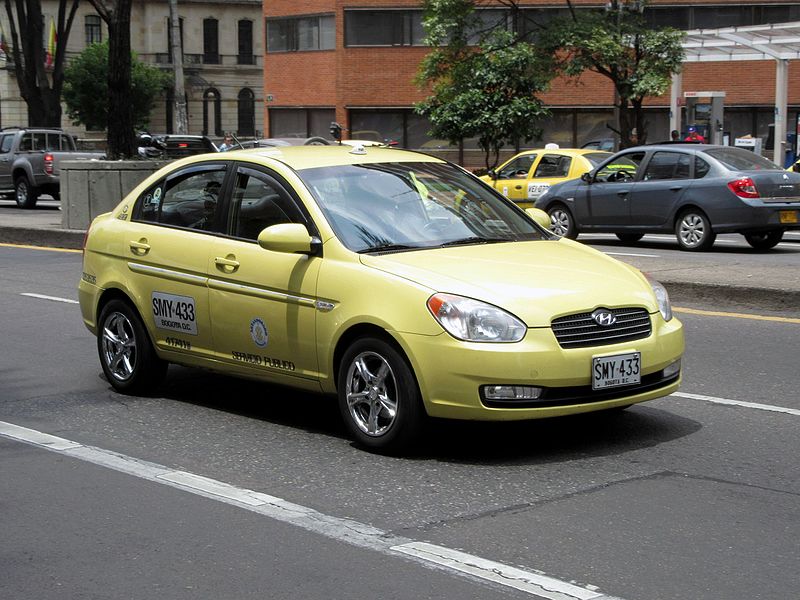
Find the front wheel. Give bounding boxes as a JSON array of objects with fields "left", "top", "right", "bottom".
[
  {"left": 14, "top": 175, "right": 38, "bottom": 209},
  {"left": 744, "top": 230, "right": 783, "bottom": 250},
  {"left": 97, "top": 299, "right": 167, "bottom": 394},
  {"left": 337, "top": 337, "right": 425, "bottom": 453},
  {"left": 675, "top": 209, "right": 716, "bottom": 251},
  {"left": 547, "top": 203, "right": 578, "bottom": 239}
]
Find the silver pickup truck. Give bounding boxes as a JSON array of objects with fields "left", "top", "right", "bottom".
[{"left": 0, "top": 127, "right": 105, "bottom": 208}]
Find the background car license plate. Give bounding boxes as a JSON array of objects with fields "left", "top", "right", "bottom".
[
  {"left": 779, "top": 210, "right": 798, "bottom": 224},
  {"left": 592, "top": 352, "right": 641, "bottom": 390}
]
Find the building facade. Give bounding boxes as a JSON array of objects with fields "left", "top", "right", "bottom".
[
  {"left": 0, "top": 0, "right": 263, "bottom": 143},
  {"left": 263, "top": 1, "right": 800, "bottom": 166}
]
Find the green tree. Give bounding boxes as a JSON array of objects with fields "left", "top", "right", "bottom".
[
  {"left": 545, "top": 0, "right": 685, "bottom": 148},
  {"left": 415, "top": 0, "right": 553, "bottom": 170},
  {"left": 63, "top": 41, "right": 168, "bottom": 133}
]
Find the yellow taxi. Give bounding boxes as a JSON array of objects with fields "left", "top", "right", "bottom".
[
  {"left": 480, "top": 148, "right": 613, "bottom": 208},
  {"left": 79, "top": 145, "right": 683, "bottom": 452}
]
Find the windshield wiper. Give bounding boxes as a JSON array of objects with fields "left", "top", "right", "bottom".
[
  {"left": 357, "top": 243, "right": 420, "bottom": 254},
  {"left": 438, "top": 236, "right": 511, "bottom": 247}
]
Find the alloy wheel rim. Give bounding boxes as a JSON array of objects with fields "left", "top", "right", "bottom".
[
  {"left": 679, "top": 214, "right": 705, "bottom": 247},
  {"left": 16, "top": 182, "right": 27, "bottom": 204},
  {"left": 101, "top": 311, "right": 137, "bottom": 381},
  {"left": 345, "top": 351, "right": 398, "bottom": 437},
  {"left": 550, "top": 210, "right": 570, "bottom": 236}
]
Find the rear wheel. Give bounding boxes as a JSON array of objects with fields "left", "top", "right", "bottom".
[
  {"left": 97, "top": 299, "right": 167, "bottom": 394},
  {"left": 744, "top": 230, "right": 783, "bottom": 250},
  {"left": 14, "top": 175, "right": 38, "bottom": 209},
  {"left": 547, "top": 203, "right": 578, "bottom": 239},
  {"left": 337, "top": 337, "right": 425, "bottom": 453},
  {"left": 615, "top": 233, "right": 644, "bottom": 244},
  {"left": 675, "top": 209, "right": 716, "bottom": 251}
]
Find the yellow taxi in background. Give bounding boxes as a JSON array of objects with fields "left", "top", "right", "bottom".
[
  {"left": 79, "top": 145, "right": 683, "bottom": 453},
  {"left": 480, "top": 148, "right": 613, "bottom": 208}
]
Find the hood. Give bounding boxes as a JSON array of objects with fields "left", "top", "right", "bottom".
[{"left": 360, "top": 239, "right": 657, "bottom": 327}]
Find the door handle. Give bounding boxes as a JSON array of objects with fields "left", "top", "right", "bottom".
[
  {"left": 616, "top": 190, "right": 629, "bottom": 197},
  {"left": 129, "top": 240, "right": 150, "bottom": 255},
  {"left": 514, "top": 185, "right": 523, "bottom": 190},
  {"left": 669, "top": 186, "right": 684, "bottom": 192},
  {"left": 215, "top": 256, "right": 240, "bottom": 272}
]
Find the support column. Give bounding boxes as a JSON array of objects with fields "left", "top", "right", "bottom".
[
  {"left": 774, "top": 59, "right": 788, "bottom": 165},
  {"left": 670, "top": 72, "right": 682, "bottom": 135}
]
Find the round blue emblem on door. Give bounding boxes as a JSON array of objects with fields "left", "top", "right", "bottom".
[{"left": 250, "top": 318, "right": 269, "bottom": 348}]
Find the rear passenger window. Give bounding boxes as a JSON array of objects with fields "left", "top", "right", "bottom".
[
  {"left": 642, "top": 152, "right": 690, "bottom": 181},
  {"left": 229, "top": 166, "right": 305, "bottom": 240},
  {"left": 533, "top": 154, "right": 571, "bottom": 178},
  {"left": 694, "top": 156, "right": 711, "bottom": 178},
  {"left": 135, "top": 165, "right": 227, "bottom": 232}
]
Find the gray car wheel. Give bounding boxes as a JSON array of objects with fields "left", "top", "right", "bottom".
[
  {"left": 547, "top": 204, "right": 578, "bottom": 239},
  {"left": 675, "top": 209, "right": 716, "bottom": 251},
  {"left": 14, "top": 176, "right": 38, "bottom": 209},
  {"left": 338, "top": 337, "right": 424, "bottom": 453},
  {"left": 744, "top": 230, "right": 783, "bottom": 250}
]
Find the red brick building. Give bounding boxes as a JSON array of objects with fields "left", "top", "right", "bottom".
[{"left": 263, "top": 1, "right": 800, "bottom": 166}]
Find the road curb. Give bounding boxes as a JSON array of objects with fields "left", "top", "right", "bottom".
[
  {"left": 663, "top": 280, "right": 798, "bottom": 313},
  {"left": 0, "top": 226, "right": 85, "bottom": 250}
]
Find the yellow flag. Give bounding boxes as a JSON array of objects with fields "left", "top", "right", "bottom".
[{"left": 46, "top": 17, "right": 56, "bottom": 67}]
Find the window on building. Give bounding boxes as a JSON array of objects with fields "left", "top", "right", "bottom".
[
  {"left": 344, "top": 10, "right": 426, "bottom": 47},
  {"left": 85, "top": 15, "right": 102, "bottom": 45},
  {"left": 238, "top": 88, "right": 256, "bottom": 137},
  {"left": 269, "top": 108, "right": 336, "bottom": 139},
  {"left": 238, "top": 20, "right": 254, "bottom": 64},
  {"left": 203, "top": 18, "right": 219, "bottom": 64},
  {"left": 267, "top": 15, "right": 335, "bottom": 52}
]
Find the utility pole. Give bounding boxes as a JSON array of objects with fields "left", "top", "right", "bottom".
[{"left": 168, "top": 0, "right": 188, "bottom": 134}]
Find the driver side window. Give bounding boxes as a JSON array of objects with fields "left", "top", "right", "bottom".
[
  {"left": 595, "top": 152, "right": 645, "bottom": 183},
  {"left": 498, "top": 155, "right": 536, "bottom": 179}
]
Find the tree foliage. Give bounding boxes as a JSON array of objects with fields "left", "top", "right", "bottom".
[
  {"left": 63, "top": 41, "right": 169, "bottom": 132},
  {"left": 415, "top": 0, "right": 553, "bottom": 170},
  {"left": 3, "top": 0, "right": 80, "bottom": 126},
  {"left": 543, "top": 0, "right": 685, "bottom": 147}
]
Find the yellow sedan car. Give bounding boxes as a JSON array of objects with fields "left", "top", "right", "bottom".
[
  {"left": 480, "top": 148, "right": 612, "bottom": 208},
  {"left": 79, "top": 145, "right": 683, "bottom": 452}
]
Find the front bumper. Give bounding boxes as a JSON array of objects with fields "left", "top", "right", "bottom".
[{"left": 401, "top": 313, "right": 684, "bottom": 421}]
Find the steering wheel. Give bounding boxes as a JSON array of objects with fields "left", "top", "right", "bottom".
[{"left": 608, "top": 170, "right": 632, "bottom": 182}]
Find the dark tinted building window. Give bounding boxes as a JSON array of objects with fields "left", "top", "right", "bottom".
[
  {"left": 238, "top": 88, "right": 256, "bottom": 137},
  {"left": 85, "top": 15, "right": 102, "bottom": 45},
  {"left": 269, "top": 108, "right": 336, "bottom": 139},
  {"left": 344, "top": 10, "right": 426, "bottom": 46},
  {"left": 267, "top": 15, "right": 334, "bottom": 52},
  {"left": 238, "top": 20, "right": 254, "bottom": 64},
  {"left": 203, "top": 18, "right": 219, "bottom": 64}
]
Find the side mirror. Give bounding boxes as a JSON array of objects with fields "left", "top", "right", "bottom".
[
  {"left": 580, "top": 172, "right": 593, "bottom": 184},
  {"left": 488, "top": 169, "right": 498, "bottom": 180},
  {"left": 525, "top": 208, "right": 552, "bottom": 230},
  {"left": 257, "top": 223, "right": 319, "bottom": 256}
]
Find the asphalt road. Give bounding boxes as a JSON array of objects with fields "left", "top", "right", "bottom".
[{"left": 1, "top": 245, "right": 798, "bottom": 600}]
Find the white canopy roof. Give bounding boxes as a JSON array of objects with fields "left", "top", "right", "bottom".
[{"left": 682, "top": 20, "right": 800, "bottom": 62}]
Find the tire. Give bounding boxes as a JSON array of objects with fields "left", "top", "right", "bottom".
[
  {"left": 304, "top": 136, "right": 330, "bottom": 146},
  {"left": 97, "top": 299, "right": 167, "bottom": 394},
  {"left": 14, "top": 175, "right": 38, "bottom": 209},
  {"left": 675, "top": 209, "right": 716, "bottom": 251},
  {"left": 615, "top": 233, "right": 644, "bottom": 244},
  {"left": 337, "top": 336, "right": 425, "bottom": 453},
  {"left": 744, "top": 230, "right": 783, "bottom": 250},
  {"left": 547, "top": 203, "right": 578, "bottom": 239}
]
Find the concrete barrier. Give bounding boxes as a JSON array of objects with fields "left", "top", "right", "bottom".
[{"left": 60, "top": 160, "right": 167, "bottom": 230}]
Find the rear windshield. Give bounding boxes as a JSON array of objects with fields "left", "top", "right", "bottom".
[
  {"left": 584, "top": 152, "right": 612, "bottom": 167},
  {"left": 703, "top": 147, "right": 782, "bottom": 171}
]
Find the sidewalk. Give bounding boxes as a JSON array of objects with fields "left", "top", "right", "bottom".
[{"left": 2, "top": 201, "right": 798, "bottom": 313}]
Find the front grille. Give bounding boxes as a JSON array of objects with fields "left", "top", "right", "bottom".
[{"left": 551, "top": 307, "right": 651, "bottom": 349}]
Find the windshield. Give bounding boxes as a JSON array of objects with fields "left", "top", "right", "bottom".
[
  {"left": 704, "top": 147, "right": 782, "bottom": 171},
  {"left": 584, "top": 152, "right": 612, "bottom": 167},
  {"left": 298, "top": 162, "right": 550, "bottom": 253}
]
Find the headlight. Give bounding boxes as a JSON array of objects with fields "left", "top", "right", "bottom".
[
  {"left": 427, "top": 293, "right": 526, "bottom": 342},
  {"left": 645, "top": 274, "right": 672, "bottom": 321}
]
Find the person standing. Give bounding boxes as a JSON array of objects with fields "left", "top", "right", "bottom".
[
  {"left": 684, "top": 126, "right": 705, "bottom": 143},
  {"left": 219, "top": 134, "right": 236, "bottom": 151},
  {"left": 670, "top": 129, "right": 680, "bottom": 141}
]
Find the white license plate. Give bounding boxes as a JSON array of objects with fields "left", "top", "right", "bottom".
[{"left": 592, "top": 352, "right": 641, "bottom": 390}]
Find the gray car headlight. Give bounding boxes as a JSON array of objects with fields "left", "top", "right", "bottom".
[
  {"left": 427, "top": 293, "right": 526, "bottom": 342},
  {"left": 645, "top": 274, "right": 673, "bottom": 321}
]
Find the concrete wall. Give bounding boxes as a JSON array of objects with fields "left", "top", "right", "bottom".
[{"left": 61, "top": 160, "right": 166, "bottom": 229}]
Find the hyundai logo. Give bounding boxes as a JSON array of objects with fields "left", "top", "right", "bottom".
[
  {"left": 591, "top": 309, "right": 617, "bottom": 327},
  {"left": 783, "top": 173, "right": 789, "bottom": 180}
]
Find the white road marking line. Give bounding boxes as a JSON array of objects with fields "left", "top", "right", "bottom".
[
  {"left": 0, "top": 421, "right": 623, "bottom": 600},
  {"left": 604, "top": 251, "right": 660, "bottom": 258},
  {"left": 672, "top": 392, "right": 800, "bottom": 416},
  {"left": 21, "top": 293, "right": 79, "bottom": 304}
]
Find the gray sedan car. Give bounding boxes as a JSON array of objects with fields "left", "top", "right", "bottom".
[{"left": 534, "top": 144, "right": 800, "bottom": 250}]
